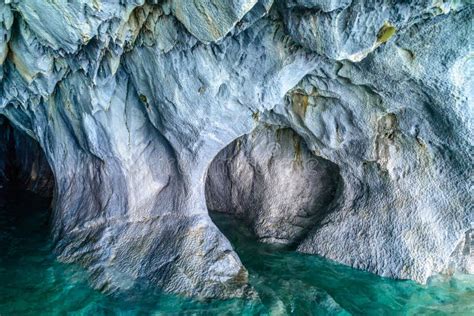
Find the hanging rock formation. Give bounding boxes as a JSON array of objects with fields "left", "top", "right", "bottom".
[{"left": 0, "top": 0, "right": 472, "bottom": 298}]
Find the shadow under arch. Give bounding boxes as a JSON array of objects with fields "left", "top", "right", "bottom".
[
  {"left": 0, "top": 114, "right": 58, "bottom": 308},
  {"left": 0, "top": 113, "right": 55, "bottom": 237},
  {"left": 205, "top": 124, "right": 343, "bottom": 250},
  {"left": 0, "top": 114, "right": 54, "bottom": 196}
]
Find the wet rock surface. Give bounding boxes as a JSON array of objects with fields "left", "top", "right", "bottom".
[{"left": 0, "top": 0, "right": 472, "bottom": 297}]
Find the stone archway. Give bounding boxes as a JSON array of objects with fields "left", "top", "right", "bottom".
[{"left": 206, "top": 125, "right": 342, "bottom": 247}]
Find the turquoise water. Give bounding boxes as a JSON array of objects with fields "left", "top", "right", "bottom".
[{"left": 0, "top": 191, "right": 473, "bottom": 315}]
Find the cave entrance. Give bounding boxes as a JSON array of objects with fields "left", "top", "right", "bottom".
[
  {"left": 205, "top": 125, "right": 342, "bottom": 250},
  {"left": 0, "top": 115, "right": 54, "bottom": 254},
  {"left": 0, "top": 115, "right": 54, "bottom": 196}
]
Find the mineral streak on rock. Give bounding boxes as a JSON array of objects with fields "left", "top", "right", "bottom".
[
  {"left": 0, "top": 0, "right": 472, "bottom": 298},
  {"left": 171, "top": 0, "right": 259, "bottom": 42}
]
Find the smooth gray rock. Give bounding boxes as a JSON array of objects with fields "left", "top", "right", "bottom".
[{"left": 0, "top": 0, "right": 471, "bottom": 298}]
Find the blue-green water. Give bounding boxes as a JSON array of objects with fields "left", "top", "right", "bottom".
[{"left": 0, "top": 191, "right": 473, "bottom": 315}]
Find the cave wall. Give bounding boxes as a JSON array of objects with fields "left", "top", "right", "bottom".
[
  {"left": 206, "top": 126, "right": 341, "bottom": 246},
  {"left": 0, "top": 117, "right": 11, "bottom": 188},
  {"left": 0, "top": 0, "right": 472, "bottom": 298}
]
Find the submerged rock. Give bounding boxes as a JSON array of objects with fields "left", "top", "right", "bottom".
[{"left": 0, "top": 0, "right": 472, "bottom": 297}]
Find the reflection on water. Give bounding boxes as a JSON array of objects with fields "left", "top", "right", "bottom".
[{"left": 0, "top": 191, "right": 472, "bottom": 315}]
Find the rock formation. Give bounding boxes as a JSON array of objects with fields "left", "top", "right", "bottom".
[
  {"left": 206, "top": 126, "right": 342, "bottom": 246},
  {"left": 0, "top": 0, "right": 472, "bottom": 298}
]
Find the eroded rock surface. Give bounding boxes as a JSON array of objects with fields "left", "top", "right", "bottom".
[
  {"left": 0, "top": 0, "right": 472, "bottom": 297},
  {"left": 206, "top": 126, "right": 341, "bottom": 245},
  {"left": 171, "top": 0, "right": 258, "bottom": 42}
]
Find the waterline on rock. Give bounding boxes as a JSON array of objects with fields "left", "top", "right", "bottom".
[{"left": 0, "top": 191, "right": 472, "bottom": 314}]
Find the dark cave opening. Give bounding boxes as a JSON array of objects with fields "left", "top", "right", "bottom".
[
  {"left": 0, "top": 118, "right": 56, "bottom": 304},
  {"left": 0, "top": 115, "right": 54, "bottom": 197},
  {"left": 0, "top": 115, "right": 54, "bottom": 242},
  {"left": 205, "top": 126, "right": 342, "bottom": 249}
]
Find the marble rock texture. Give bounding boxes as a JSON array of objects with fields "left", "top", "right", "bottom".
[
  {"left": 206, "top": 126, "right": 342, "bottom": 246},
  {"left": 0, "top": 0, "right": 472, "bottom": 298}
]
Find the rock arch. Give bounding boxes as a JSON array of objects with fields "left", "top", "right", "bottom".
[
  {"left": 206, "top": 125, "right": 342, "bottom": 247},
  {"left": 0, "top": 0, "right": 470, "bottom": 300}
]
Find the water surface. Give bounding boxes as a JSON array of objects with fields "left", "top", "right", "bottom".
[{"left": 0, "top": 191, "right": 472, "bottom": 315}]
